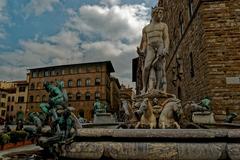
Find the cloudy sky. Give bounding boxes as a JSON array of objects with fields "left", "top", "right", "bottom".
[{"left": 0, "top": 0, "right": 156, "bottom": 86}]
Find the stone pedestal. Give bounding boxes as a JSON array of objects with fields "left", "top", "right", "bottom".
[
  {"left": 93, "top": 113, "right": 115, "bottom": 124},
  {"left": 192, "top": 111, "right": 216, "bottom": 124}
]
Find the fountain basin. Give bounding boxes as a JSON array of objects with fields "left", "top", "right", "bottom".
[{"left": 56, "top": 129, "right": 240, "bottom": 160}]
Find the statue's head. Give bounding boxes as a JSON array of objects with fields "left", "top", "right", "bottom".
[
  {"left": 151, "top": 6, "right": 164, "bottom": 22},
  {"left": 203, "top": 96, "right": 211, "bottom": 101},
  {"left": 43, "top": 81, "right": 51, "bottom": 91}
]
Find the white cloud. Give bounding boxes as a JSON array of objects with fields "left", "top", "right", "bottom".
[
  {"left": 24, "top": 0, "right": 60, "bottom": 16},
  {"left": 0, "top": 65, "right": 27, "bottom": 81},
  {"left": 0, "top": 38, "right": 82, "bottom": 81},
  {"left": 66, "top": 4, "right": 149, "bottom": 42},
  {"left": 0, "top": 28, "right": 6, "bottom": 38},
  {"left": 100, "top": 0, "right": 121, "bottom": 6},
  {"left": 18, "top": 33, "right": 83, "bottom": 66},
  {"left": 0, "top": 0, "right": 7, "bottom": 21},
  {"left": 0, "top": 29, "right": 82, "bottom": 69},
  {"left": 65, "top": 3, "right": 149, "bottom": 84},
  {"left": 0, "top": 2, "right": 150, "bottom": 86},
  {"left": 0, "top": 0, "right": 8, "bottom": 39},
  {"left": 46, "top": 30, "right": 80, "bottom": 48},
  {"left": 82, "top": 41, "right": 123, "bottom": 56},
  {"left": 66, "top": 8, "right": 77, "bottom": 16}
]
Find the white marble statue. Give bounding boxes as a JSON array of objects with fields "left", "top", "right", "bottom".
[{"left": 137, "top": 6, "right": 169, "bottom": 94}]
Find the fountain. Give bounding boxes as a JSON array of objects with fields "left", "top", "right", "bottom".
[{"left": 3, "top": 1, "right": 240, "bottom": 160}]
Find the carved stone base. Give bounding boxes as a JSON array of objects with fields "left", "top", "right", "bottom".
[
  {"left": 93, "top": 113, "right": 116, "bottom": 124},
  {"left": 192, "top": 111, "right": 216, "bottom": 124}
]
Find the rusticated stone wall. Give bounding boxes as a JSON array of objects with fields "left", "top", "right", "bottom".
[
  {"left": 162, "top": 0, "right": 240, "bottom": 121},
  {"left": 202, "top": 0, "right": 240, "bottom": 120}
]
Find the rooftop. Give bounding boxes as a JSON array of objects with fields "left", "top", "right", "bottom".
[
  {"left": 13, "top": 80, "right": 28, "bottom": 85},
  {"left": 28, "top": 61, "right": 115, "bottom": 72}
]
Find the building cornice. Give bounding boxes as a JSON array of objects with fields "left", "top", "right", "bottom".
[{"left": 28, "top": 61, "right": 115, "bottom": 73}]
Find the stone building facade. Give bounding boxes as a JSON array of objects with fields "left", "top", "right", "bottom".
[
  {"left": 0, "top": 81, "right": 15, "bottom": 89},
  {"left": 0, "top": 89, "right": 8, "bottom": 121},
  {"left": 110, "top": 77, "right": 121, "bottom": 114},
  {"left": 161, "top": 0, "right": 240, "bottom": 121},
  {"left": 120, "top": 84, "right": 135, "bottom": 101},
  {"left": 133, "top": 0, "right": 240, "bottom": 121},
  {"left": 5, "top": 88, "right": 16, "bottom": 122},
  {"left": 27, "top": 61, "right": 116, "bottom": 121},
  {"left": 14, "top": 80, "right": 28, "bottom": 121},
  {"left": 0, "top": 81, "right": 28, "bottom": 122}
]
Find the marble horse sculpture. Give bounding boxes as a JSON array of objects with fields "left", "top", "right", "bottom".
[
  {"left": 119, "top": 99, "right": 140, "bottom": 128},
  {"left": 135, "top": 98, "right": 156, "bottom": 129},
  {"left": 158, "top": 98, "right": 182, "bottom": 129}
]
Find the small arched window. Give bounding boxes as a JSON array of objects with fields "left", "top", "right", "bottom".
[
  {"left": 68, "top": 80, "right": 73, "bottom": 87},
  {"left": 79, "top": 110, "right": 84, "bottom": 118},
  {"left": 36, "top": 95, "right": 40, "bottom": 102},
  {"left": 77, "top": 79, "right": 82, "bottom": 87},
  {"left": 76, "top": 92, "right": 81, "bottom": 100},
  {"left": 188, "top": 0, "right": 194, "bottom": 17},
  {"left": 95, "top": 78, "right": 101, "bottom": 86},
  {"left": 189, "top": 52, "right": 195, "bottom": 78},
  {"left": 29, "top": 96, "right": 34, "bottom": 102},
  {"left": 86, "top": 79, "right": 91, "bottom": 86},
  {"left": 95, "top": 92, "right": 100, "bottom": 99},
  {"left": 44, "top": 71, "right": 49, "bottom": 77},
  {"left": 85, "top": 92, "right": 91, "bottom": 100},
  {"left": 179, "top": 13, "right": 184, "bottom": 36},
  {"left": 37, "top": 82, "right": 41, "bottom": 89},
  {"left": 30, "top": 83, "right": 35, "bottom": 90},
  {"left": 68, "top": 93, "right": 73, "bottom": 100},
  {"left": 178, "top": 87, "right": 182, "bottom": 99},
  {"left": 42, "top": 95, "right": 47, "bottom": 102}
]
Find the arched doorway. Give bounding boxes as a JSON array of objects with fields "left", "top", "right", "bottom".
[{"left": 79, "top": 110, "right": 84, "bottom": 118}]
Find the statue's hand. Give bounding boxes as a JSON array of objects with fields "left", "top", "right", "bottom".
[{"left": 137, "top": 47, "right": 144, "bottom": 57}]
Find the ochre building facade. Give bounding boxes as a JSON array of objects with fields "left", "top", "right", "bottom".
[
  {"left": 27, "top": 61, "right": 116, "bottom": 121},
  {"left": 0, "top": 81, "right": 29, "bottom": 123}
]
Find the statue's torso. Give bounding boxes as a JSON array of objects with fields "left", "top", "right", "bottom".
[{"left": 144, "top": 22, "right": 166, "bottom": 48}]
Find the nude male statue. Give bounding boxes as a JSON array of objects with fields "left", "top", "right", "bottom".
[{"left": 137, "top": 6, "right": 169, "bottom": 94}]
